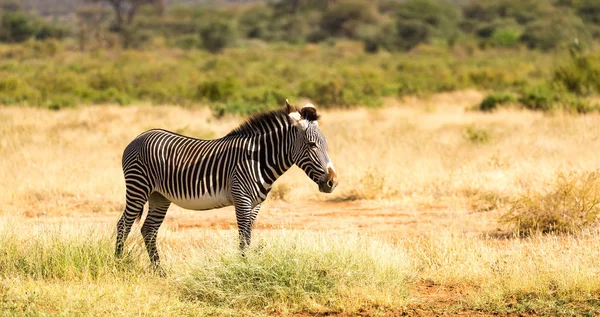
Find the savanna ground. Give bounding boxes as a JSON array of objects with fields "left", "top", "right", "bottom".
[{"left": 2, "top": 91, "right": 600, "bottom": 316}]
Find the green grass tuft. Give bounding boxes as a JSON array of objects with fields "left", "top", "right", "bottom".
[{"left": 178, "top": 232, "right": 413, "bottom": 314}]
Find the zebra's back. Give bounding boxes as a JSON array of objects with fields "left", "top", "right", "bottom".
[{"left": 122, "top": 129, "right": 240, "bottom": 210}]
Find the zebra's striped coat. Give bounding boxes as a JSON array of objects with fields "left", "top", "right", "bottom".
[{"left": 115, "top": 102, "right": 338, "bottom": 271}]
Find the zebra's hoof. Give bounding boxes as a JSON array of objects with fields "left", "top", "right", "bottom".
[{"left": 152, "top": 265, "right": 167, "bottom": 277}]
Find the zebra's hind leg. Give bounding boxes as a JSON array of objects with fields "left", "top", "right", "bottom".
[
  {"left": 141, "top": 192, "right": 171, "bottom": 275},
  {"left": 116, "top": 174, "right": 151, "bottom": 259},
  {"left": 115, "top": 195, "right": 147, "bottom": 259}
]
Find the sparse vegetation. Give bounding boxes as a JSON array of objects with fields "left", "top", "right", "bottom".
[
  {"left": 501, "top": 170, "right": 600, "bottom": 236},
  {"left": 464, "top": 125, "right": 491, "bottom": 144},
  {"left": 3, "top": 94, "right": 600, "bottom": 315},
  {"left": 3, "top": 0, "right": 600, "bottom": 314}
]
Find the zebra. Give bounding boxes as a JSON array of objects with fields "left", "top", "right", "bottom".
[{"left": 115, "top": 100, "right": 338, "bottom": 271}]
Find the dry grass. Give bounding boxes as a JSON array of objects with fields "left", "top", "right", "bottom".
[
  {"left": 2, "top": 90, "right": 600, "bottom": 212},
  {"left": 501, "top": 170, "right": 600, "bottom": 235},
  {"left": 3, "top": 91, "right": 600, "bottom": 315}
]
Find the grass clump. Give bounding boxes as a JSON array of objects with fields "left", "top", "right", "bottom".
[
  {"left": 179, "top": 231, "right": 412, "bottom": 314},
  {"left": 464, "top": 125, "right": 491, "bottom": 144},
  {"left": 0, "top": 221, "right": 145, "bottom": 280},
  {"left": 479, "top": 92, "right": 516, "bottom": 112},
  {"left": 500, "top": 170, "right": 600, "bottom": 236}
]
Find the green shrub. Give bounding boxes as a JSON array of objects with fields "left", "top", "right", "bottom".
[
  {"left": 44, "top": 94, "right": 78, "bottom": 110},
  {"left": 518, "top": 85, "right": 558, "bottom": 111},
  {"left": 520, "top": 13, "right": 589, "bottom": 51},
  {"left": 500, "top": 170, "right": 600, "bottom": 236},
  {"left": 0, "top": 11, "right": 37, "bottom": 42},
  {"left": 195, "top": 77, "right": 239, "bottom": 103},
  {"left": 319, "top": 0, "right": 378, "bottom": 39},
  {"left": 238, "top": 4, "right": 273, "bottom": 39},
  {"left": 394, "top": 0, "right": 460, "bottom": 50},
  {"left": 171, "top": 34, "right": 201, "bottom": 50},
  {"left": 394, "top": 19, "right": 430, "bottom": 51},
  {"left": 479, "top": 92, "right": 516, "bottom": 112},
  {"left": 491, "top": 28, "right": 521, "bottom": 47},
  {"left": 199, "top": 20, "right": 234, "bottom": 53},
  {"left": 553, "top": 52, "right": 600, "bottom": 96},
  {"left": 298, "top": 75, "right": 383, "bottom": 107},
  {"left": 35, "top": 21, "right": 70, "bottom": 40}
]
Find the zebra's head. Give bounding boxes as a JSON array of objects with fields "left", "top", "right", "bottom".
[{"left": 286, "top": 100, "right": 338, "bottom": 193}]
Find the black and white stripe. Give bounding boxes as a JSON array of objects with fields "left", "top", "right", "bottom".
[{"left": 115, "top": 102, "right": 338, "bottom": 270}]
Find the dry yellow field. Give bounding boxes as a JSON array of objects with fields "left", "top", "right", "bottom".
[{"left": 2, "top": 91, "right": 600, "bottom": 316}]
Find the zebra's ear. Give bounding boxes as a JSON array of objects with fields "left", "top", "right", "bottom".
[
  {"left": 286, "top": 99, "right": 307, "bottom": 129},
  {"left": 299, "top": 104, "right": 319, "bottom": 122},
  {"left": 285, "top": 99, "right": 297, "bottom": 114}
]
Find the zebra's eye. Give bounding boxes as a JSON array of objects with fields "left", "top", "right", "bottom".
[{"left": 308, "top": 142, "right": 318, "bottom": 149}]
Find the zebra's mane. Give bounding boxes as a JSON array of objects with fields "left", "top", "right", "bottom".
[{"left": 226, "top": 108, "right": 291, "bottom": 137}]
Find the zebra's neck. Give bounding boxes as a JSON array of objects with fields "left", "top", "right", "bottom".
[{"left": 253, "top": 121, "right": 297, "bottom": 188}]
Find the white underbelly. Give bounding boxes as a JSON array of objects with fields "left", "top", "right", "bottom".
[{"left": 161, "top": 191, "right": 232, "bottom": 210}]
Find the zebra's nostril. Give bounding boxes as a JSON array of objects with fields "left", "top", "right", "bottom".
[{"left": 327, "top": 180, "right": 334, "bottom": 187}]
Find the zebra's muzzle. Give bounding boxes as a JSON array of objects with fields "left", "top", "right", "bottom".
[{"left": 318, "top": 167, "right": 338, "bottom": 193}]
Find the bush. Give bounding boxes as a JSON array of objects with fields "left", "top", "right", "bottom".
[
  {"left": 298, "top": 74, "right": 383, "bottom": 107},
  {"left": 171, "top": 34, "right": 202, "bottom": 50},
  {"left": 199, "top": 20, "right": 234, "bottom": 53},
  {"left": 394, "top": 0, "right": 460, "bottom": 50},
  {"left": 490, "top": 28, "right": 521, "bottom": 47},
  {"left": 0, "top": 11, "right": 37, "bottom": 42},
  {"left": 394, "top": 19, "right": 430, "bottom": 51},
  {"left": 35, "top": 21, "right": 70, "bottom": 40},
  {"left": 520, "top": 13, "right": 589, "bottom": 51},
  {"left": 358, "top": 23, "right": 397, "bottom": 53},
  {"left": 518, "top": 85, "right": 559, "bottom": 111},
  {"left": 195, "top": 77, "right": 239, "bottom": 103},
  {"left": 319, "top": 0, "right": 378, "bottom": 39},
  {"left": 553, "top": 52, "right": 600, "bottom": 96},
  {"left": 500, "top": 170, "right": 600, "bottom": 236},
  {"left": 238, "top": 4, "right": 273, "bottom": 39},
  {"left": 479, "top": 92, "right": 516, "bottom": 111}
]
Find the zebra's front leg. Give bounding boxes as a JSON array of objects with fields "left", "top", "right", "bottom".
[
  {"left": 250, "top": 204, "right": 261, "bottom": 229},
  {"left": 235, "top": 200, "right": 255, "bottom": 251}
]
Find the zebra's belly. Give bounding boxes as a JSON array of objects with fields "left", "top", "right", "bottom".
[{"left": 161, "top": 191, "right": 232, "bottom": 211}]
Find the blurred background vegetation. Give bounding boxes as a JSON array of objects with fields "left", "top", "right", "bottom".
[{"left": 1, "top": 0, "right": 600, "bottom": 114}]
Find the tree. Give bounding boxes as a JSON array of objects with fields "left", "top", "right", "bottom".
[
  {"left": 84, "top": 0, "right": 164, "bottom": 47},
  {"left": 0, "top": 0, "right": 21, "bottom": 13},
  {"left": 0, "top": 11, "right": 37, "bottom": 42},
  {"left": 395, "top": 0, "right": 460, "bottom": 50},
  {"left": 319, "top": 0, "right": 378, "bottom": 39},
  {"left": 77, "top": 5, "right": 112, "bottom": 50},
  {"left": 199, "top": 20, "right": 234, "bottom": 53},
  {"left": 520, "top": 12, "right": 589, "bottom": 51}
]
